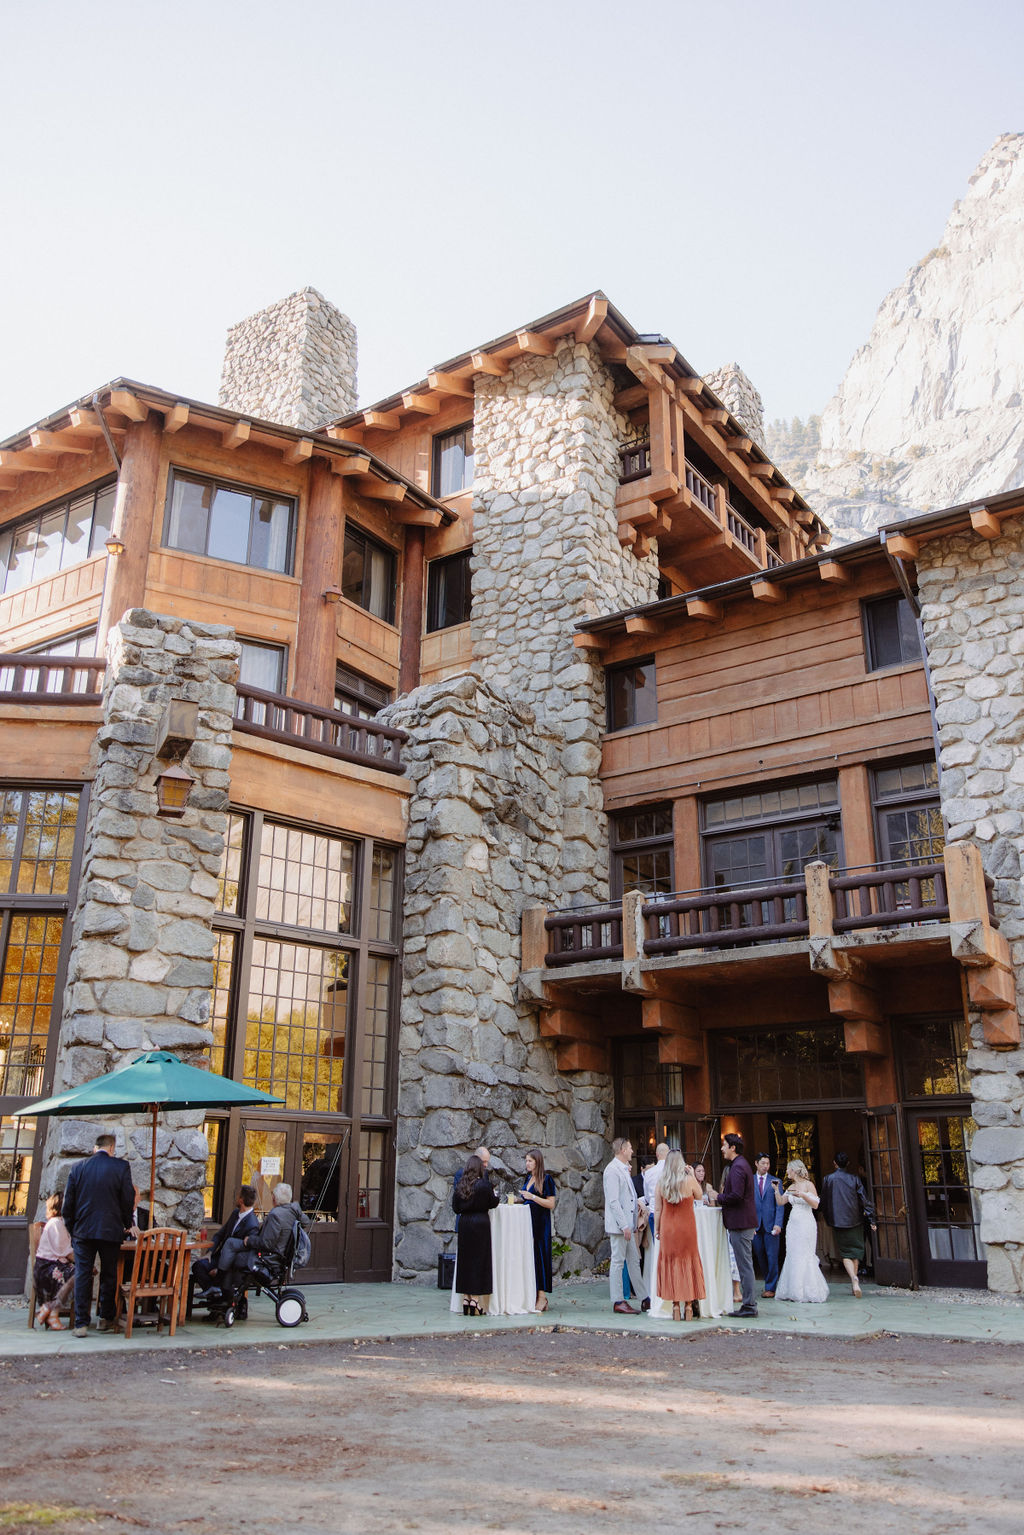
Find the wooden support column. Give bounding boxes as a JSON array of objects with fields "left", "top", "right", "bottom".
[
  {"left": 293, "top": 459, "right": 345, "bottom": 709},
  {"left": 837, "top": 763, "right": 874, "bottom": 870},
  {"left": 673, "top": 795, "right": 701, "bottom": 895},
  {"left": 521, "top": 906, "right": 549, "bottom": 972},
  {"left": 97, "top": 412, "right": 162, "bottom": 649},
  {"left": 399, "top": 525, "right": 426, "bottom": 696},
  {"left": 648, "top": 381, "right": 673, "bottom": 482}
]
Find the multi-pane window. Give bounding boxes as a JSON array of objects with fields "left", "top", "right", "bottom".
[
  {"left": 874, "top": 760, "right": 943, "bottom": 866},
  {"left": 209, "top": 933, "right": 236, "bottom": 1076},
  {"left": 703, "top": 778, "right": 841, "bottom": 890},
  {"left": 432, "top": 424, "right": 474, "bottom": 498},
  {"left": 255, "top": 822, "right": 355, "bottom": 932},
  {"left": 245, "top": 942, "right": 349, "bottom": 1113},
  {"left": 611, "top": 805, "right": 673, "bottom": 897},
  {"left": 714, "top": 1025, "right": 864, "bottom": 1107},
  {"left": 606, "top": 658, "right": 657, "bottom": 732},
  {"left": 27, "top": 628, "right": 98, "bottom": 658},
  {"left": 426, "top": 549, "right": 472, "bottom": 631},
  {"left": 342, "top": 524, "right": 397, "bottom": 624},
  {"left": 1, "top": 788, "right": 80, "bottom": 897},
  {"left": 362, "top": 957, "right": 392, "bottom": 1116},
  {"left": 216, "top": 814, "right": 246, "bottom": 915},
  {"left": 863, "top": 593, "right": 922, "bottom": 671},
  {"left": 0, "top": 1115, "right": 37, "bottom": 1219},
  {"left": 163, "top": 470, "right": 295, "bottom": 575},
  {"left": 616, "top": 1038, "right": 684, "bottom": 1112},
  {"left": 899, "top": 1014, "right": 969, "bottom": 1099},
  {"left": 357, "top": 1129, "right": 387, "bottom": 1220},
  {"left": 0, "top": 914, "right": 64, "bottom": 1098},
  {"left": 335, "top": 665, "right": 391, "bottom": 720},
  {"left": 368, "top": 846, "right": 397, "bottom": 942},
  {"left": 0, "top": 481, "right": 116, "bottom": 595}
]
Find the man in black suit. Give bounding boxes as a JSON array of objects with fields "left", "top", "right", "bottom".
[
  {"left": 716, "top": 1133, "right": 759, "bottom": 1318},
  {"left": 61, "top": 1132, "right": 135, "bottom": 1337},
  {"left": 191, "top": 1184, "right": 259, "bottom": 1296}
]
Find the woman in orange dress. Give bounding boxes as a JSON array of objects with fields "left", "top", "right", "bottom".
[{"left": 655, "top": 1151, "right": 706, "bottom": 1321}]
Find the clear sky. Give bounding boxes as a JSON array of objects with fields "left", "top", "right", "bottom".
[{"left": 2, "top": 0, "right": 1022, "bottom": 440}]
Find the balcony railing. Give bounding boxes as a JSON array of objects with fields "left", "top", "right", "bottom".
[
  {"left": 539, "top": 856, "right": 975, "bottom": 967},
  {"left": 544, "top": 903, "right": 623, "bottom": 966},
  {"left": 234, "top": 684, "right": 406, "bottom": 774},
  {"left": 618, "top": 439, "right": 651, "bottom": 484},
  {"left": 684, "top": 463, "right": 717, "bottom": 515},
  {"left": 725, "top": 503, "right": 759, "bottom": 555},
  {"left": 0, "top": 652, "right": 105, "bottom": 702}
]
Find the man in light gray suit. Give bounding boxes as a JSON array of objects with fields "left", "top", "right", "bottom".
[{"left": 603, "top": 1137, "right": 648, "bottom": 1315}]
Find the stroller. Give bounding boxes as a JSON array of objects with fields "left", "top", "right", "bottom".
[{"left": 193, "top": 1217, "right": 310, "bottom": 1330}]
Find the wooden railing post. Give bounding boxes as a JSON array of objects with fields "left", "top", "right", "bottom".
[
  {"left": 805, "top": 860, "right": 842, "bottom": 977},
  {"left": 622, "top": 889, "right": 646, "bottom": 992},
  {"left": 944, "top": 842, "right": 1019, "bottom": 1047},
  {"left": 521, "top": 906, "right": 550, "bottom": 972}
]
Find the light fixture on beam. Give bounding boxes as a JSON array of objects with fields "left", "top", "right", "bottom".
[
  {"left": 155, "top": 763, "right": 194, "bottom": 818},
  {"left": 323, "top": 585, "right": 343, "bottom": 604},
  {"left": 105, "top": 536, "right": 126, "bottom": 557}
]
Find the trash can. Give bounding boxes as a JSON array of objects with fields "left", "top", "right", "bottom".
[{"left": 437, "top": 1251, "right": 456, "bottom": 1290}]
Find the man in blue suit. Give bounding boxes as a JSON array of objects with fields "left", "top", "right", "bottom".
[
  {"left": 752, "top": 1153, "right": 783, "bottom": 1298},
  {"left": 61, "top": 1132, "right": 135, "bottom": 1337}
]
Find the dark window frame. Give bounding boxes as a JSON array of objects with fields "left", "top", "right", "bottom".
[
  {"left": 871, "top": 758, "right": 944, "bottom": 869},
  {"left": 700, "top": 774, "right": 843, "bottom": 890},
  {"left": 237, "top": 638, "right": 288, "bottom": 694},
  {"left": 431, "top": 423, "right": 474, "bottom": 499},
  {"left": 605, "top": 656, "right": 657, "bottom": 733},
  {"left": 610, "top": 804, "right": 674, "bottom": 898},
  {"left": 0, "top": 478, "right": 117, "bottom": 597},
  {"left": 341, "top": 522, "right": 398, "bottom": 626},
  {"left": 862, "top": 592, "right": 923, "bottom": 672},
  {"left": 426, "top": 548, "right": 472, "bottom": 632},
  {"left": 162, "top": 468, "right": 296, "bottom": 576},
  {"left": 334, "top": 665, "right": 392, "bottom": 719}
]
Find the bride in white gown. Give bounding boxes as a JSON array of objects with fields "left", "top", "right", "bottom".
[{"left": 774, "top": 1159, "right": 829, "bottom": 1303}]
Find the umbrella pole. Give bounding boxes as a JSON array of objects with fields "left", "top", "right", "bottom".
[{"left": 149, "top": 1103, "right": 158, "bottom": 1224}]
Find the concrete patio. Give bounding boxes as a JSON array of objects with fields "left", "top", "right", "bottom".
[{"left": 6, "top": 1276, "right": 1024, "bottom": 1358}]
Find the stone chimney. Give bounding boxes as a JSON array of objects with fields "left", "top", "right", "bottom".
[
  {"left": 702, "top": 362, "right": 767, "bottom": 452},
  {"left": 218, "top": 287, "right": 358, "bottom": 429}
]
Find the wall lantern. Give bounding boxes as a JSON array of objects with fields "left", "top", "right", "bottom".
[
  {"left": 155, "top": 763, "right": 195, "bottom": 818},
  {"left": 322, "top": 585, "right": 343, "bottom": 604},
  {"left": 154, "top": 699, "right": 199, "bottom": 762},
  {"left": 105, "top": 536, "right": 126, "bottom": 557}
]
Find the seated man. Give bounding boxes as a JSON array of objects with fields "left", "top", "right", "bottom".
[
  {"left": 192, "top": 1185, "right": 258, "bottom": 1297},
  {"left": 217, "top": 1183, "right": 310, "bottom": 1302}
]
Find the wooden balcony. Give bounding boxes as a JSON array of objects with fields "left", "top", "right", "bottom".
[
  {"left": 0, "top": 652, "right": 105, "bottom": 702},
  {"left": 234, "top": 684, "right": 406, "bottom": 774}
]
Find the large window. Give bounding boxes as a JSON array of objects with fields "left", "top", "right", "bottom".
[
  {"left": 432, "top": 424, "right": 474, "bottom": 498},
  {"left": 702, "top": 778, "right": 841, "bottom": 890},
  {"left": 0, "top": 481, "right": 116, "bottom": 596},
  {"left": 606, "top": 658, "right": 657, "bottom": 732},
  {"left": 0, "top": 787, "right": 83, "bottom": 1218},
  {"left": 873, "top": 760, "right": 943, "bottom": 866},
  {"left": 714, "top": 1025, "right": 864, "bottom": 1108},
  {"left": 163, "top": 470, "right": 295, "bottom": 574},
  {"left": 611, "top": 805, "right": 673, "bottom": 897},
  {"left": 863, "top": 593, "right": 922, "bottom": 671},
  {"left": 342, "top": 524, "right": 397, "bottom": 624},
  {"left": 899, "top": 1014, "right": 969, "bottom": 1099},
  {"left": 426, "top": 549, "right": 472, "bottom": 632}
]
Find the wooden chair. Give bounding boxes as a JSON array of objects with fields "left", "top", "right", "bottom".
[
  {"left": 117, "top": 1227, "right": 187, "bottom": 1338},
  {"left": 27, "top": 1221, "right": 75, "bottom": 1331}
]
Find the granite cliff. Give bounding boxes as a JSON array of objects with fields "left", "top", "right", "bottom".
[{"left": 766, "top": 133, "right": 1024, "bottom": 543}]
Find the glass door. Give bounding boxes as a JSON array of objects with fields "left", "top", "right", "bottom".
[
  {"left": 906, "top": 1110, "right": 986, "bottom": 1288},
  {"left": 863, "top": 1108, "right": 912, "bottom": 1287},
  {"left": 233, "top": 1117, "right": 352, "bottom": 1281}
]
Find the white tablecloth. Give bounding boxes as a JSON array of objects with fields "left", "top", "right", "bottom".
[
  {"left": 450, "top": 1202, "right": 539, "bottom": 1316},
  {"left": 649, "top": 1202, "right": 734, "bottom": 1319}
]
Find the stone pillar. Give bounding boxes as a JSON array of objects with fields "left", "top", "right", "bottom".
[
  {"left": 382, "top": 676, "right": 613, "bottom": 1279},
  {"left": 41, "top": 610, "right": 239, "bottom": 1229},
  {"left": 218, "top": 287, "right": 358, "bottom": 429},
  {"left": 917, "top": 518, "right": 1024, "bottom": 1292}
]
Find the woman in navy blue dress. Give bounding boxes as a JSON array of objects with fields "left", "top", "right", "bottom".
[{"left": 520, "top": 1149, "right": 556, "bottom": 1312}]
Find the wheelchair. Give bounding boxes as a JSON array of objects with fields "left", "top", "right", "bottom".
[{"left": 192, "top": 1238, "right": 309, "bottom": 1330}]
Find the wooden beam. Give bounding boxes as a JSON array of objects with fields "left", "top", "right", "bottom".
[
  {"left": 613, "top": 384, "right": 648, "bottom": 412},
  {"left": 427, "top": 370, "right": 474, "bottom": 398},
  {"left": 358, "top": 479, "right": 407, "bottom": 504},
  {"left": 470, "top": 351, "right": 508, "bottom": 376},
  {"left": 575, "top": 296, "right": 608, "bottom": 345},
  {"left": 843, "top": 1019, "right": 888, "bottom": 1056},
  {"left": 109, "top": 389, "right": 148, "bottom": 422},
  {"left": 362, "top": 410, "right": 402, "bottom": 430},
  {"left": 701, "top": 408, "right": 729, "bottom": 429},
  {"left": 751, "top": 578, "right": 786, "bottom": 603},
  {"left": 387, "top": 504, "right": 442, "bottom": 527},
  {"left": 222, "top": 420, "right": 250, "bottom": 450},
  {"left": 521, "top": 907, "right": 549, "bottom": 973},
  {"left": 28, "top": 429, "right": 92, "bottom": 455},
  {"left": 402, "top": 391, "right": 440, "bottom": 415},
  {"left": 969, "top": 506, "right": 1001, "bottom": 540},
  {"left": 679, "top": 376, "right": 705, "bottom": 397},
  {"left": 326, "top": 423, "right": 363, "bottom": 443},
  {"left": 555, "top": 1040, "right": 610, "bottom": 1073},
  {"left": 572, "top": 631, "right": 605, "bottom": 652},
  {"left": 282, "top": 438, "right": 314, "bottom": 465},
  {"left": 819, "top": 559, "right": 849, "bottom": 584},
  {"left": 686, "top": 598, "right": 723, "bottom": 622},
  {"left": 749, "top": 462, "right": 775, "bottom": 480},
  {"left": 595, "top": 331, "right": 627, "bottom": 363},
  {"left": 886, "top": 532, "right": 919, "bottom": 558},
  {"left": 624, "top": 615, "right": 659, "bottom": 636},
  {"left": 0, "top": 449, "right": 58, "bottom": 473},
  {"left": 163, "top": 403, "right": 189, "bottom": 434},
  {"left": 0, "top": 470, "right": 22, "bottom": 488},
  {"left": 728, "top": 437, "right": 753, "bottom": 457},
  {"left": 772, "top": 485, "right": 797, "bottom": 504},
  {"left": 516, "top": 330, "right": 556, "bottom": 358},
  {"left": 657, "top": 1033, "right": 704, "bottom": 1068},
  {"left": 330, "top": 454, "right": 372, "bottom": 477}
]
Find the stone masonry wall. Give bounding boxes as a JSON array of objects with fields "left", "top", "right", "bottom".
[
  {"left": 218, "top": 287, "right": 358, "bottom": 429},
  {"left": 389, "top": 341, "right": 661, "bottom": 1280},
  {"left": 382, "top": 676, "right": 613, "bottom": 1278},
  {"left": 702, "top": 363, "right": 767, "bottom": 453},
  {"left": 917, "top": 518, "right": 1024, "bottom": 1291},
  {"left": 40, "top": 610, "right": 239, "bottom": 1229}
]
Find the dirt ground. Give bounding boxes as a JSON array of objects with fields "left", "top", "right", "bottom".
[{"left": 1, "top": 1330, "right": 1022, "bottom": 1535}]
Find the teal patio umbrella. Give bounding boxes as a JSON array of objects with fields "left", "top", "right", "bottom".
[{"left": 15, "top": 1050, "right": 284, "bottom": 1220}]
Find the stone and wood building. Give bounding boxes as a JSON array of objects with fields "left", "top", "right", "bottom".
[{"left": 1, "top": 287, "right": 1022, "bottom": 1295}]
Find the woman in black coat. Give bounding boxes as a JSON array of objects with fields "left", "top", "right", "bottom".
[{"left": 453, "top": 1154, "right": 498, "bottom": 1315}]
